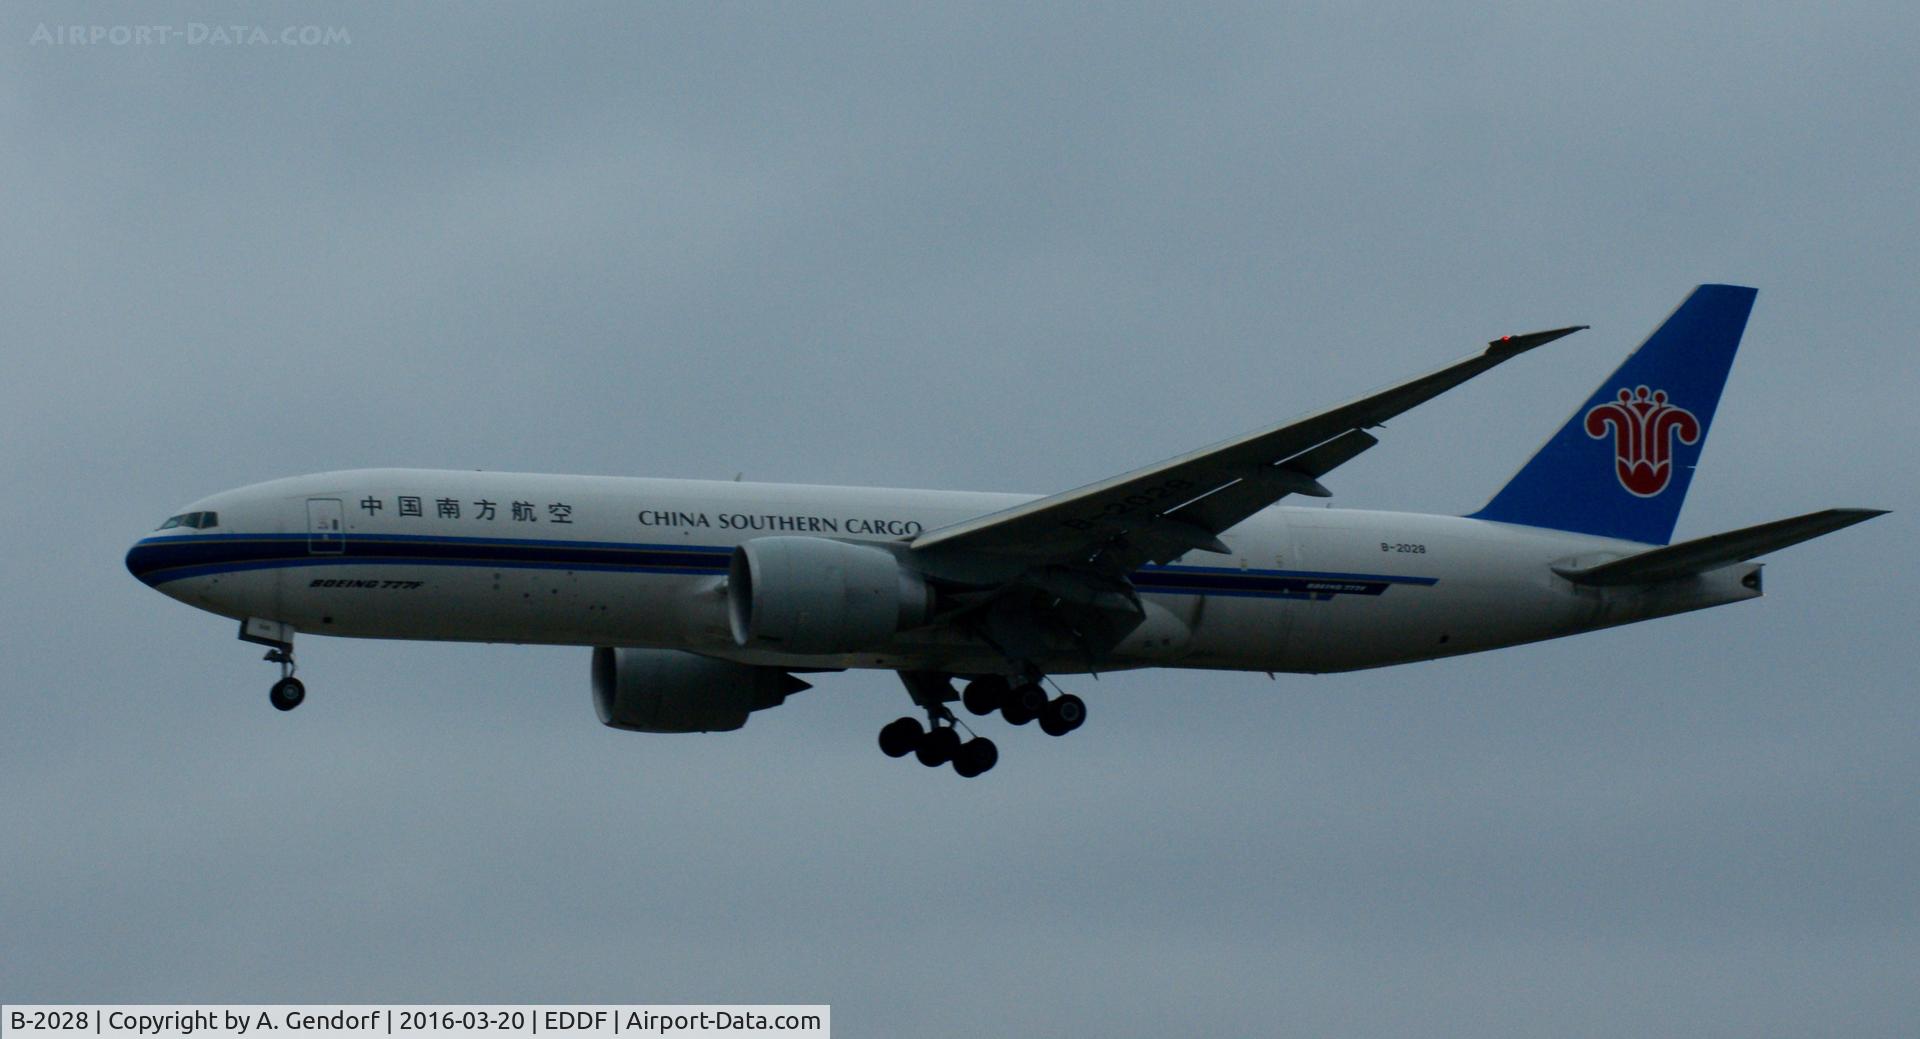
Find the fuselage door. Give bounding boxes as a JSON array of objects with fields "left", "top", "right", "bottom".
[{"left": 307, "top": 498, "right": 346, "bottom": 554}]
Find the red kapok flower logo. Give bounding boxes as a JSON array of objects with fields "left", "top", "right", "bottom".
[{"left": 1584, "top": 386, "right": 1701, "bottom": 497}]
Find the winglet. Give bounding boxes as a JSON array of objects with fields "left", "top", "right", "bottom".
[{"left": 1486, "top": 324, "right": 1588, "bottom": 359}]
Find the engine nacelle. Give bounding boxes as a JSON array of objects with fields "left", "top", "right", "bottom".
[
  {"left": 591, "top": 646, "right": 809, "bottom": 733},
  {"left": 728, "top": 536, "right": 933, "bottom": 654}
]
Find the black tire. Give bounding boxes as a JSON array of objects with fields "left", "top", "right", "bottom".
[
  {"left": 961, "top": 676, "right": 1009, "bottom": 716},
  {"left": 953, "top": 737, "right": 999, "bottom": 777},
  {"left": 1002, "top": 682, "right": 1046, "bottom": 726},
  {"left": 916, "top": 725, "right": 961, "bottom": 767},
  {"left": 1040, "top": 693, "right": 1086, "bottom": 737},
  {"left": 269, "top": 677, "right": 306, "bottom": 712},
  {"left": 878, "top": 717, "right": 924, "bottom": 758}
]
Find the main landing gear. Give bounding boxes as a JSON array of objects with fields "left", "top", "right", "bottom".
[
  {"left": 878, "top": 716, "right": 1000, "bottom": 778},
  {"left": 957, "top": 675, "right": 1086, "bottom": 737},
  {"left": 878, "top": 671, "right": 1087, "bottom": 778}
]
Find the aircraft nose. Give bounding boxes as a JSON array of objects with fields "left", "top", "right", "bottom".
[{"left": 125, "top": 538, "right": 167, "bottom": 588}]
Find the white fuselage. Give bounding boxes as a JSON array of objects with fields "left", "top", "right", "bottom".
[{"left": 126, "top": 468, "right": 1761, "bottom": 676}]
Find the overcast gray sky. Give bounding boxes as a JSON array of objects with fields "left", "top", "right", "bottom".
[{"left": 3, "top": 3, "right": 1915, "bottom": 1036}]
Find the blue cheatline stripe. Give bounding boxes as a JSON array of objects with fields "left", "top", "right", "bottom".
[
  {"left": 133, "top": 530, "right": 735, "bottom": 552},
  {"left": 1136, "top": 562, "right": 1438, "bottom": 585},
  {"left": 126, "top": 533, "right": 1436, "bottom": 601},
  {"left": 126, "top": 534, "right": 731, "bottom": 587}
]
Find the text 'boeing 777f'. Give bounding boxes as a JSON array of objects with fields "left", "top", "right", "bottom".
[{"left": 127, "top": 286, "right": 1884, "bottom": 777}]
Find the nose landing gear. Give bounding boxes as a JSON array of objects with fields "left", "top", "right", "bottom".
[
  {"left": 269, "top": 674, "right": 306, "bottom": 711},
  {"left": 241, "top": 618, "right": 306, "bottom": 712},
  {"left": 266, "top": 650, "right": 305, "bottom": 711}
]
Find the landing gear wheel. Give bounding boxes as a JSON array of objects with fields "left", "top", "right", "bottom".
[
  {"left": 878, "top": 717, "right": 924, "bottom": 758},
  {"left": 962, "top": 676, "right": 1009, "bottom": 716},
  {"left": 1039, "top": 693, "right": 1086, "bottom": 737},
  {"left": 952, "top": 737, "right": 999, "bottom": 778},
  {"left": 1001, "top": 682, "right": 1047, "bottom": 726},
  {"left": 269, "top": 677, "right": 306, "bottom": 712},
  {"left": 916, "top": 725, "right": 962, "bottom": 767}
]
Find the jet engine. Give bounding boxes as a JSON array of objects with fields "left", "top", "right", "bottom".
[
  {"left": 591, "top": 646, "right": 810, "bottom": 733},
  {"left": 727, "top": 536, "right": 933, "bottom": 654}
]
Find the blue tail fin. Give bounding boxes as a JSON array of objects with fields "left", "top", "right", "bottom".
[{"left": 1470, "top": 284, "right": 1757, "bottom": 545}]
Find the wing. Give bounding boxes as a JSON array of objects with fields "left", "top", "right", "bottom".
[{"left": 911, "top": 325, "right": 1587, "bottom": 572}]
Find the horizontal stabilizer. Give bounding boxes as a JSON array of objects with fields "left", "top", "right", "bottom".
[{"left": 1554, "top": 508, "right": 1887, "bottom": 586}]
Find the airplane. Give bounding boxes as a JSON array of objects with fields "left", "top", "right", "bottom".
[{"left": 126, "top": 285, "right": 1883, "bottom": 777}]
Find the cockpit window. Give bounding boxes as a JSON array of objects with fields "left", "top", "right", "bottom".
[{"left": 156, "top": 511, "right": 218, "bottom": 530}]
